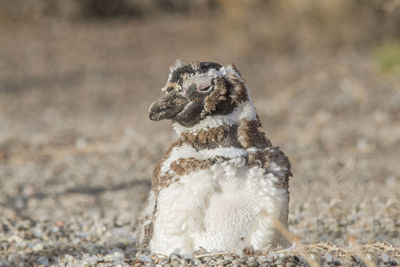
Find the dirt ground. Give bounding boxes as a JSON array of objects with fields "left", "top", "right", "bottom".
[{"left": 0, "top": 13, "right": 399, "bottom": 266}]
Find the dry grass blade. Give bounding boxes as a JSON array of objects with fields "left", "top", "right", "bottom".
[{"left": 264, "top": 210, "right": 319, "bottom": 267}]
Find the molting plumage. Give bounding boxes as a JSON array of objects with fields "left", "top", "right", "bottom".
[{"left": 138, "top": 60, "right": 292, "bottom": 255}]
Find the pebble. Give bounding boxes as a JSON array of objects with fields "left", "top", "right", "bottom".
[
  {"left": 37, "top": 256, "right": 49, "bottom": 266},
  {"left": 2, "top": 245, "right": 400, "bottom": 267},
  {"left": 32, "top": 243, "right": 44, "bottom": 252},
  {"left": 137, "top": 255, "right": 152, "bottom": 263},
  {"left": 82, "top": 255, "right": 99, "bottom": 265},
  {"left": 32, "top": 227, "right": 43, "bottom": 238},
  {"left": 222, "top": 258, "right": 231, "bottom": 265},
  {"left": 50, "top": 226, "right": 60, "bottom": 233},
  {"left": 323, "top": 253, "right": 333, "bottom": 263},
  {"left": 111, "top": 251, "right": 125, "bottom": 262}
]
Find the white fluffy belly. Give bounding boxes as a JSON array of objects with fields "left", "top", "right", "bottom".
[
  {"left": 150, "top": 159, "right": 272, "bottom": 255},
  {"left": 193, "top": 186, "right": 258, "bottom": 251},
  {"left": 149, "top": 157, "right": 290, "bottom": 255}
]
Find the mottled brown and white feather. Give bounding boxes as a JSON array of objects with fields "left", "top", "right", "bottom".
[{"left": 139, "top": 60, "right": 292, "bottom": 255}]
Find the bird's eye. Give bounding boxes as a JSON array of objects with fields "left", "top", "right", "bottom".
[{"left": 198, "top": 85, "right": 212, "bottom": 93}]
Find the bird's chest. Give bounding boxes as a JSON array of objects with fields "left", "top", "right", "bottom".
[
  {"left": 157, "top": 157, "right": 259, "bottom": 212},
  {"left": 153, "top": 157, "right": 265, "bottom": 251}
]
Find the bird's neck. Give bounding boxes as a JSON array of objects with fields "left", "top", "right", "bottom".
[
  {"left": 178, "top": 125, "right": 241, "bottom": 151},
  {"left": 177, "top": 120, "right": 271, "bottom": 152},
  {"left": 173, "top": 101, "right": 271, "bottom": 151}
]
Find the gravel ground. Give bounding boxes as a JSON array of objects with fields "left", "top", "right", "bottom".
[{"left": 0, "top": 16, "right": 399, "bottom": 266}]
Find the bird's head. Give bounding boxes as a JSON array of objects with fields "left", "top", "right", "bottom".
[{"left": 149, "top": 60, "right": 253, "bottom": 130}]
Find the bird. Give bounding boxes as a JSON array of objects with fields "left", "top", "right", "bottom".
[{"left": 137, "top": 60, "right": 292, "bottom": 255}]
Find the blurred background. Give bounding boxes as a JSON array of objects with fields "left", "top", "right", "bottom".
[{"left": 0, "top": 0, "right": 399, "bottom": 264}]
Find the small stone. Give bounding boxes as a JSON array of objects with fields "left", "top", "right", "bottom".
[
  {"left": 248, "top": 257, "right": 259, "bottom": 267},
  {"left": 137, "top": 255, "right": 152, "bottom": 263},
  {"left": 193, "top": 259, "right": 202, "bottom": 265},
  {"left": 32, "top": 227, "right": 43, "bottom": 238},
  {"left": 63, "top": 255, "right": 75, "bottom": 261},
  {"left": 170, "top": 254, "right": 179, "bottom": 261},
  {"left": 104, "top": 253, "right": 114, "bottom": 262},
  {"left": 78, "top": 231, "right": 90, "bottom": 238},
  {"left": 112, "top": 251, "right": 124, "bottom": 262},
  {"left": 50, "top": 226, "right": 60, "bottom": 232},
  {"left": 108, "top": 248, "right": 124, "bottom": 254},
  {"left": 82, "top": 255, "right": 99, "bottom": 265},
  {"left": 32, "top": 243, "right": 44, "bottom": 252},
  {"left": 222, "top": 258, "right": 231, "bottom": 265},
  {"left": 181, "top": 253, "right": 193, "bottom": 260},
  {"left": 380, "top": 253, "right": 389, "bottom": 262},
  {"left": 37, "top": 256, "right": 49, "bottom": 266},
  {"left": 323, "top": 253, "right": 333, "bottom": 263}
]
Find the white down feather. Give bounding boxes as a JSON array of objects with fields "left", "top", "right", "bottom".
[{"left": 149, "top": 145, "right": 289, "bottom": 255}]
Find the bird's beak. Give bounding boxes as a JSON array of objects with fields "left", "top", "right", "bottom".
[{"left": 149, "top": 92, "right": 189, "bottom": 121}]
